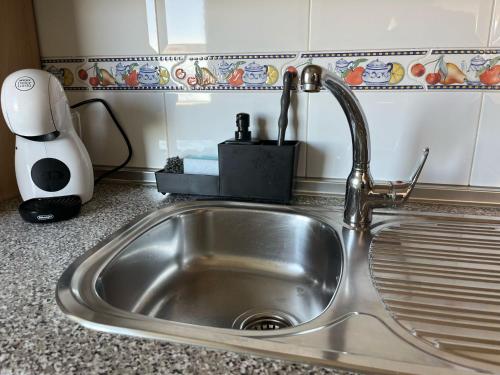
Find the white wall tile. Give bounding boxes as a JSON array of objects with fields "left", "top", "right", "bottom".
[
  {"left": 470, "top": 94, "right": 500, "bottom": 187},
  {"left": 489, "top": 0, "right": 500, "bottom": 46},
  {"left": 306, "top": 91, "right": 481, "bottom": 185},
  {"left": 34, "top": 0, "right": 159, "bottom": 57},
  {"left": 310, "top": 0, "right": 493, "bottom": 50},
  {"left": 164, "top": 92, "right": 307, "bottom": 176},
  {"left": 67, "top": 92, "right": 167, "bottom": 169},
  {"left": 156, "top": 0, "right": 309, "bottom": 54}
]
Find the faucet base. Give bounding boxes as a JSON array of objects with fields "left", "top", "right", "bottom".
[{"left": 343, "top": 167, "right": 374, "bottom": 229}]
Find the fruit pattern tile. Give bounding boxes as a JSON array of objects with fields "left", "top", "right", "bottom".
[
  {"left": 41, "top": 49, "right": 500, "bottom": 92},
  {"left": 410, "top": 49, "right": 500, "bottom": 90},
  {"left": 302, "top": 50, "right": 426, "bottom": 90}
]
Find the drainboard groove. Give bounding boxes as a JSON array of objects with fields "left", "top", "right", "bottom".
[
  {"left": 373, "top": 251, "right": 500, "bottom": 266},
  {"left": 375, "top": 276, "right": 500, "bottom": 293},
  {"left": 372, "top": 259, "right": 500, "bottom": 275},
  {"left": 390, "top": 306, "right": 500, "bottom": 325},
  {"left": 396, "top": 224, "right": 500, "bottom": 236},
  {"left": 414, "top": 330, "right": 500, "bottom": 346},
  {"left": 394, "top": 313, "right": 500, "bottom": 331},
  {"left": 378, "top": 287, "right": 500, "bottom": 305},
  {"left": 377, "top": 281, "right": 500, "bottom": 298},
  {"left": 384, "top": 299, "right": 500, "bottom": 315},
  {"left": 374, "top": 247, "right": 500, "bottom": 262},
  {"left": 373, "top": 267, "right": 500, "bottom": 283},
  {"left": 377, "top": 235, "right": 498, "bottom": 250},
  {"left": 394, "top": 314, "right": 500, "bottom": 332},
  {"left": 370, "top": 220, "right": 500, "bottom": 366},
  {"left": 382, "top": 227, "right": 500, "bottom": 239},
  {"left": 374, "top": 239, "right": 500, "bottom": 252},
  {"left": 400, "top": 221, "right": 500, "bottom": 229},
  {"left": 372, "top": 264, "right": 500, "bottom": 280},
  {"left": 436, "top": 340, "right": 500, "bottom": 355}
]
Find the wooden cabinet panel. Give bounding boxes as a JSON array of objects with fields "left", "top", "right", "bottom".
[{"left": 0, "top": 0, "right": 40, "bottom": 201}]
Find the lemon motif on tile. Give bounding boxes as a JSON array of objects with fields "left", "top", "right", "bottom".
[
  {"left": 159, "top": 66, "right": 170, "bottom": 85},
  {"left": 266, "top": 65, "right": 279, "bottom": 85},
  {"left": 62, "top": 68, "right": 74, "bottom": 86},
  {"left": 389, "top": 63, "right": 405, "bottom": 85}
]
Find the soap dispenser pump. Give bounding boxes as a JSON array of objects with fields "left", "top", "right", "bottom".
[{"left": 225, "top": 113, "right": 259, "bottom": 145}]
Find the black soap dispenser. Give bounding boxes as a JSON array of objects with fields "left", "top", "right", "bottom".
[{"left": 225, "top": 113, "right": 260, "bottom": 145}]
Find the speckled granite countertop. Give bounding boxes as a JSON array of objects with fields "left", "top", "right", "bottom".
[{"left": 1, "top": 183, "right": 499, "bottom": 375}]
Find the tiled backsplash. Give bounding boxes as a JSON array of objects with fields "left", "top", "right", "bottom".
[{"left": 32, "top": 0, "right": 500, "bottom": 188}]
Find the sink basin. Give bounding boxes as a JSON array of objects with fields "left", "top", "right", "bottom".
[
  {"left": 96, "top": 207, "right": 342, "bottom": 330},
  {"left": 58, "top": 201, "right": 500, "bottom": 374}
]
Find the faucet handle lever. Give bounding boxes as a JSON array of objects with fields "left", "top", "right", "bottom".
[
  {"left": 389, "top": 147, "right": 429, "bottom": 205},
  {"left": 409, "top": 147, "right": 430, "bottom": 187}
]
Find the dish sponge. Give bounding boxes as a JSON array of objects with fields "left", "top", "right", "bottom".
[{"left": 183, "top": 156, "right": 219, "bottom": 176}]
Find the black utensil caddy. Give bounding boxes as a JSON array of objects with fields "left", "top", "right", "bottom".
[
  {"left": 155, "top": 140, "right": 300, "bottom": 203},
  {"left": 218, "top": 140, "right": 300, "bottom": 203}
]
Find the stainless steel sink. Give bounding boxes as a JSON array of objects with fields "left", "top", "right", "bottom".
[
  {"left": 95, "top": 207, "right": 342, "bottom": 330},
  {"left": 57, "top": 201, "right": 500, "bottom": 374}
]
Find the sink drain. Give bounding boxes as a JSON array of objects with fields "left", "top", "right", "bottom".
[{"left": 233, "top": 310, "right": 297, "bottom": 331}]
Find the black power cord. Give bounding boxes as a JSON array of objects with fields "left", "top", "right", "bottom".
[{"left": 70, "top": 98, "right": 132, "bottom": 186}]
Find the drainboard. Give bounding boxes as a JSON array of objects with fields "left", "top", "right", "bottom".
[{"left": 370, "top": 220, "right": 500, "bottom": 366}]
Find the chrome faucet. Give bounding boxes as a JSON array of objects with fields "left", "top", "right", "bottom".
[{"left": 301, "top": 65, "right": 429, "bottom": 229}]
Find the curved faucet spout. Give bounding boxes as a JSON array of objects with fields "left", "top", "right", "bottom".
[
  {"left": 301, "top": 64, "right": 429, "bottom": 229},
  {"left": 323, "top": 74, "right": 370, "bottom": 168},
  {"left": 301, "top": 65, "right": 370, "bottom": 168}
]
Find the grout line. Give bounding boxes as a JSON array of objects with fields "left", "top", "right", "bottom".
[
  {"left": 153, "top": 0, "right": 162, "bottom": 55},
  {"left": 161, "top": 91, "right": 171, "bottom": 160},
  {"left": 144, "top": 0, "right": 160, "bottom": 55},
  {"left": 467, "top": 93, "right": 486, "bottom": 186},
  {"left": 487, "top": 0, "right": 496, "bottom": 47},
  {"left": 307, "top": 0, "right": 312, "bottom": 52}
]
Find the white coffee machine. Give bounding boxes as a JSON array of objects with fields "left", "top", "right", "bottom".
[{"left": 1, "top": 69, "right": 93, "bottom": 222}]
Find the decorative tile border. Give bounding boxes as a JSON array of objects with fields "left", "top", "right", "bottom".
[
  {"left": 303, "top": 50, "right": 426, "bottom": 90},
  {"left": 431, "top": 49, "right": 500, "bottom": 55},
  {"left": 410, "top": 49, "right": 500, "bottom": 88},
  {"left": 41, "top": 48, "right": 500, "bottom": 92},
  {"left": 302, "top": 50, "right": 427, "bottom": 58},
  {"left": 42, "top": 56, "right": 186, "bottom": 91}
]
